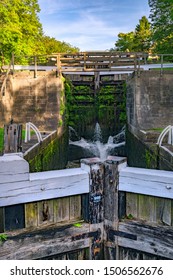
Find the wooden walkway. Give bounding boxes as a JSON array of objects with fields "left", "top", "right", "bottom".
[{"left": 1, "top": 51, "right": 148, "bottom": 74}]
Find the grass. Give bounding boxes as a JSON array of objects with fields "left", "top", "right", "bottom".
[
  {"left": 147, "top": 128, "right": 163, "bottom": 132},
  {"left": 0, "top": 127, "right": 35, "bottom": 153}
]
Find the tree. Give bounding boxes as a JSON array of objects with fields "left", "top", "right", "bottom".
[
  {"left": 133, "top": 16, "right": 152, "bottom": 52},
  {"left": 42, "top": 36, "right": 79, "bottom": 54},
  {"left": 115, "top": 16, "right": 152, "bottom": 52},
  {"left": 0, "top": 0, "right": 43, "bottom": 62},
  {"left": 148, "top": 0, "right": 173, "bottom": 53},
  {"left": 115, "top": 32, "right": 135, "bottom": 51},
  {"left": 0, "top": 0, "right": 80, "bottom": 64}
]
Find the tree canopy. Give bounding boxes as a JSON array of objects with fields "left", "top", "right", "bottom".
[
  {"left": 148, "top": 0, "right": 173, "bottom": 53},
  {"left": 0, "top": 0, "right": 79, "bottom": 64},
  {"left": 42, "top": 36, "right": 79, "bottom": 54},
  {"left": 114, "top": 0, "right": 173, "bottom": 54},
  {"left": 115, "top": 16, "right": 152, "bottom": 52}
]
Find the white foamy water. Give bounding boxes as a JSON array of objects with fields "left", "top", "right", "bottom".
[{"left": 69, "top": 123, "right": 125, "bottom": 161}]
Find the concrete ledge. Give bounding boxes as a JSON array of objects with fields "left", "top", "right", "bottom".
[{"left": 0, "top": 154, "right": 29, "bottom": 183}]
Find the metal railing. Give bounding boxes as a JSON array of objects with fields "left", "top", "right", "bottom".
[
  {"left": 157, "top": 125, "right": 173, "bottom": 147},
  {"left": 1, "top": 52, "right": 173, "bottom": 75},
  {"left": 0, "top": 58, "right": 13, "bottom": 95},
  {"left": 25, "top": 122, "right": 43, "bottom": 143}
]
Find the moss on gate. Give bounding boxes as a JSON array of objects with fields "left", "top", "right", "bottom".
[
  {"left": 25, "top": 129, "right": 69, "bottom": 173},
  {"left": 64, "top": 78, "right": 127, "bottom": 141}
]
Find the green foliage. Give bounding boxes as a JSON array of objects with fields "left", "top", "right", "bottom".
[
  {"left": 145, "top": 148, "right": 158, "bottom": 168},
  {"left": 0, "top": 233, "right": 7, "bottom": 243},
  {"left": 115, "top": 16, "right": 152, "bottom": 52},
  {"left": 0, "top": 0, "right": 79, "bottom": 64},
  {"left": 73, "top": 223, "right": 82, "bottom": 227},
  {"left": 42, "top": 36, "right": 79, "bottom": 54},
  {"left": 149, "top": 0, "right": 173, "bottom": 54},
  {"left": 118, "top": 83, "right": 127, "bottom": 123},
  {"left": 115, "top": 32, "right": 135, "bottom": 52},
  {"left": 0, "top": 0, "right": 43, "bottom": 63},
  {"left": 28, "top": 131, "right": 68, "bottom": 172},
  {"left": 133, "top": 16, "right": 152, "bottom": 52},
  {"left": 126, "top": 213, "right": 134, "bottom": 220},
  {"left": 115, "top": 1, "right": 173, "bottom": 55}
]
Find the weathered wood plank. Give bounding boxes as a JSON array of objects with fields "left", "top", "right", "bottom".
[
  {"left": 25, "top": 203, "right": 38, "bottom": 228},
  {"left": 0, "top": 167, "right": 89, "bottom": 207},
  {"left": 69, "top": 195, "right": 81, "bottom": 220},
  {"left": 126, "top": 193, "right": 138, "bottom": 219},
  {"left": 54, "top": 197, "right": 70, "bottom": 222},
  {"left": 0, "top": 223, "right": 90, "bottom": 260},
  {"left": 117, "top": 221, "right": 173, "bottom": 259},
  {"left": 0, "top": 207, "right": 4, "bottom": 233},
  {"left": 4, "top": 204, "right": 25, "bottom": 231},
  {"left": 138, "top": 194, "right": 156, "bottom": 222},
  {"left": 119, "top": 247, "right": 168, "bottom": 260},
  {"left": 155, "top": 198, "right": 173, "bottom": 226},
  {"left": 119, "top": 166, "right": 173, "bottom": 199},
  {"left": 4, "top": 124, "right": 22, "bottom": 153},
  {"left": 38, "top": 200, "right": 54, "bottom": 226}
]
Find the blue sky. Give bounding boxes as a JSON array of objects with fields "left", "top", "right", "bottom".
[{"left": 38, "top": 0, "right": 150, "bottom": 51}]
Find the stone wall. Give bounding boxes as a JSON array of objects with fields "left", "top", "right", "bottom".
[
  {"left": 0, "top": 71, "right": 68, "bottom": 170},
  {"left": 126, "top": 71, "right": 173, "bottom": 130},
  {"left": 0, "top": 71, "right": 64, "bottom": 131}
]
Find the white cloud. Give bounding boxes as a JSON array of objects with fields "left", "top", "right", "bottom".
[
  {"left": 42, "top": 13, "right": 124, "bottom": 50},
  {"left": 38, "top": 0, "right": 150, "bottom": 50}
]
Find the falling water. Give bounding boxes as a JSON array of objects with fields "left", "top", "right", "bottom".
[
  {"left": 69, "top": 123, "right": 125, "bottom": 161},
  {"left": 93, "top": 122, "right": 103, "bottom": 142}
]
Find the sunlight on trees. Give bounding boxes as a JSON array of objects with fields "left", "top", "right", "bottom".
[{"left": 0, "top": 0, "right": 79, "bottom": 64}]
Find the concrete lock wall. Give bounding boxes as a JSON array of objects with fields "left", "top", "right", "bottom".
[
  {"left": 0, "top": 71, "right": 64, "bottom": 131},
  {"left": 0, "top": 71, "right": 68, "bottom": 171},
  {"left": 126, "top": 71, "right": 173, "bottom": 130}
]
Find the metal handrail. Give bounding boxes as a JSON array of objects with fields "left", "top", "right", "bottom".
[
  {"left": 157, "top": 125, "right": 173, "bottom": 147},
  {"left": 25, "top": 122, "right": 43, "bottom": 143},
  {"left": 2, "top": 52, "right": 173, "bottom": 74},
  {"left": 0, "top": 59, "right": 13, "bottom": 96}
]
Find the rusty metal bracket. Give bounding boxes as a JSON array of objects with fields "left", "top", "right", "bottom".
[{"left": 71, "top": 229, "right": 101, "bottom": 242}]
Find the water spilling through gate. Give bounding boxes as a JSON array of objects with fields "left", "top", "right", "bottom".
[{"left": 68, "top": 123, "right": 126, "bottom": 162}]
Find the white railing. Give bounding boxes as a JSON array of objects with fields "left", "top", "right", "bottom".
[
  {"left": 25, "top": 122, "right": 43, "bottom": 143},
  {"left": 157, "top": 125, "right": 173, "bottom": 147}
]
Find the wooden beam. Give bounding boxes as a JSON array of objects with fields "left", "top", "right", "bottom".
[
  {"left": 61, "top": 68, "right": 137, "bottom": 72},
  {"left": 117, "top": 221, "right": 173, "bottom": 259},
  {"left": 0, "top": 222, "right": 90, "bottom": 259},
  {"left": 0, "top": 155, "right": 89, "bottom": 207},
  {"left": 119, "top": 166, "right": 173, "bottom": 199},
  {"left": 0, "top": 168, "right": 89, "bottom": 207}
]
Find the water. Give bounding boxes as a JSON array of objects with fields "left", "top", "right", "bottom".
[{"left": 69, "top": 123, "right": 125, "bottom": 161}]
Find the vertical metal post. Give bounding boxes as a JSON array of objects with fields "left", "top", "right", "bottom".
[
  {"left": 34, "top": 56, "right": 37, "bottom": 78},
  {"left": 84, "top": 52, "right": 86, "bottom": 71},
  {"left": 56, "top": 54, "right": 61, "bottom": 77},
  {"left": 160, "top": 54, "right": 163, "bottom": 76},
  {"left": 144, "top": 53, "right": 147, "bottom": 64}
]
